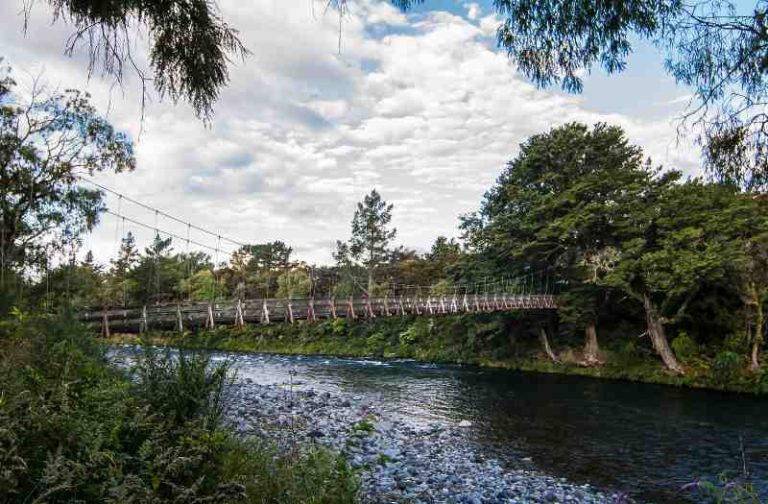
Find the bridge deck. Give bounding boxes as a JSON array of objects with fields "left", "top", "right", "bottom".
[{"left": 80, "top": 294, "right": 557, "bottom": 334}]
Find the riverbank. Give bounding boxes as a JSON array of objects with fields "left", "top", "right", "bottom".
[
  {"left": 107, "top": 313, "right": 768, "bottom": 395},
  {"left": 224, "top": 375, "right": 620, "bottom": 503}
]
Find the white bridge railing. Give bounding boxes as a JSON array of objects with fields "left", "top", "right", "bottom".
[{"left": 79, "top": 293, "right": 558, "bottom": 336}]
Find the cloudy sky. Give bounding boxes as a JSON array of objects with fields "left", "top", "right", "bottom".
[{"left": 1, "top": 0, "right": 700, "bottom": 265}]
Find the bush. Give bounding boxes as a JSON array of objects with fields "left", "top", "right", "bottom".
[
  {"left": 672, "top": 332, "right": 699, "bottom": 361},
  {"left": 0, "top": 310, "right": 359, "bottom": 503},
  {"left": 712, "top": 351, "right": 742, "bottom": 387},
  {"left": 365, "top": 332, "right": 388, "bottom": 355}
]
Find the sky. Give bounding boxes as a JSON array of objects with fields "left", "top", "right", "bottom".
[{"left": 1, "top": 0, "right": 702, "bottom": 265}]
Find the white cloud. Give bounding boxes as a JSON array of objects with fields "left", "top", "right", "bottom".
[{"left": 0, "top": 0, "right": 700, "bottom": 266}]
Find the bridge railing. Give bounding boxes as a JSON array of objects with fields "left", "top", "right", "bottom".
[{"left": 78, "top": 293, "right": 558, "bottom": 335}]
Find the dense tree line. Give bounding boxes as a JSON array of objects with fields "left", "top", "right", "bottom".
[
  {"left": 1, "top": 59, "right": 764, "bottom": 378},
  {"left": 8, "top": 122, "right": 766, "bottom": 379}
]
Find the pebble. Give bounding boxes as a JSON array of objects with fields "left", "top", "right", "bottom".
[{"left": 225, "top": 381, "right": 627, "bottom": 504}]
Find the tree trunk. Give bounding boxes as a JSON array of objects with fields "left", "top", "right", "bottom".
[
  {"left": 643, "top": 292, "right": 685, "bottom": 375},
  {"left": 539, "top": 327, "right": 559, "bottom": 363},
  {"left": 750, "top": 299, "right": 763, "bottom": 372},
  {"left": 583, "top": 322, "right": 601, "bottom": 365}
]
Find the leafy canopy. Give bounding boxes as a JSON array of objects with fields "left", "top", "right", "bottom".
[{"left": 0, "top": 65, "right": 134, "bottom": 273}]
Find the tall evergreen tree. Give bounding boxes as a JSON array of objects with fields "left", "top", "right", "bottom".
[{"left": 346, "top": 189, "right": 397, "bottom": 294}]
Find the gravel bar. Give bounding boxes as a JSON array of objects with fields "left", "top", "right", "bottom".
[{"left": 226, "top": 379, "right": 628, "bottom": 504}]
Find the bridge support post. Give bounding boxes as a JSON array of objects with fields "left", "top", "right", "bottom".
[
  {"left": 329, "top": 298, "right": 337, "bottom": 319},
  {"left": 261, "top": 299, "right": 270, "bottom": 324},
  {"left": 398, "top": 296, "right": 405, "bottom": 316},
  {"left": 101, "top": 309, "right": 110, "bottom": 338},
  {"left": 287, "top": 303, "right": 294, "bottom": 324},
  {"left": 140, "top": 305, "right": 148, "bottom": 333},
  {"left": 235, "top": 299, "right": 245, "bottom": 328},
  {"left": 177, "top": 304, "right": 184, "bottom": 333},
  {"left": 206, "top": 303, "right": 215, "bottom": 329},
  {"left": 307, "top": 299, "right": 316, "bottom": 322}
]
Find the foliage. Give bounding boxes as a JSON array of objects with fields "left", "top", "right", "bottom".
[
  {"left": 671, "top": 332, "right": 699, "bottom": 361},
  {"left": 129, "top": 313, "right": 767, "bottom": 394},
  {"left": 337, "top": 189, "right": 397, "bottom": 293},
  {"left": 712, "top": 350, "right": 743, "bottom": 386},
  {"left": 0, "top": 64, "right": 134, "bottom": 273},
  {"left": 276, "top": 269, "right": 311, "bottom": 299},
  {"left": 393, "top": 0, "right": 768, "bottom": 189},
  {"left": 0, "top": 310, "right": 358, "bottom": 502},
  {"left": 34, "top": 0, "right": 247, "bottom": 119}
]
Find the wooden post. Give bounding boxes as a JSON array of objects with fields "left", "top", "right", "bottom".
[
  {"left": 177, "top": 304, "right": 184, "bottom": 333},
  {"left": 463, "top": 294, "right": 470, "bottom": 312},
  {"left": 307, "top": 299, "right": 316, "bottom": 322},
  {"left": 426, "top": 297, "right": 434, "bottom": 315},
  {"left": 474, "top": 295, "right": 481, "bottom": 312},
  {"left": 235, "top": 299, "right": 245, "bottom": 327},
  {"left": 398, "top": 296, "right": 405, "bottom": 316},
  {"left": 383, "top": 296, "right": 391, "bottom": 316},
  {"left": 261, "top": 299, "right": 270, "bottom": 324},
  {"left": 365, "top": 297, "right": 375, "bottom": 319},
  {"left": 287, "top": 303, "right": 294, "bottom": 324},
  {"left": 440, "top": 296, "right": 447, "bottom": 314},
  {"left": 330, "top": 298, "right": 337, "bottom": 319},
  {"left": 101, "top": 309, "right": 110, "bottom": 338},
  {"left": 347, "top": 296, "right": 357, "bottom": 320},
  {"left": 140, "top": 305, "right": 148, "bottom": 333},
  {"left": 451, "top": 296, "right": 458, "bottom": 313},
  {"left": 206, "top": 303, "right": 215, "bottom": 329}
]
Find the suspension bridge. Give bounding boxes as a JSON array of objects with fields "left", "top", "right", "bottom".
[
  {"left": 74, "top": 179, "right": 558, "bottom": 336},
  {"left": 80, "top": 293, "right": 558, "bottom": 335}
]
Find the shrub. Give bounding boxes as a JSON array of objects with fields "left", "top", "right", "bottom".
[
  {"left": 712, "top": 351, "right": 742, "bottom": 387},
  {"left": 365, "top": 332, "right": 388, "bottom": 355},
  {"left": 672, "top": 332, "right": 699, "bottom": 361},
  {"left": 399, "top": 319, "right": 431, "bottom": 346},
  {"left": 0, "top": 311, "right": 359, "bottom": 503}
]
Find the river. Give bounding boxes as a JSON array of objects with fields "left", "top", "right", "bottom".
[{"left": 112, "top": 348, "right": 768, "bottom": 503}]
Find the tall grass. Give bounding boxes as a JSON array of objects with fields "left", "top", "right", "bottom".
[{"left": 0, "top": 308, "right": 358, "bottom": 503}]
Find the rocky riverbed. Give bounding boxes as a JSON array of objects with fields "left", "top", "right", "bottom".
[{"left": 226, "top": 378, "right": 626, "bottom": 504}]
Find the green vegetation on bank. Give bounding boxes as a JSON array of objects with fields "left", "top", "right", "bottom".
[
  {"left": 0, "top": 308, "right": 358, "bottom": 503},
  {"left": 112, "top": 313, "right": 768, "bottom": 396}
]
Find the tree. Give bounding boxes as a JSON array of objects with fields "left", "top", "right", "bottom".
[
  {"left": 229, "top": 241, "right": 293, "bottom": 297},
  {"left": 344, "top": 189, "right": 397, "bottom": 294},
  {"left": 606, "top": 179, "right": 749, "bottom": 374},
  {"left": 462, "top": 123, "right": 653, "bottom": 364},
  {"left": 106, "top": 231, "right": 139, "bottom": 306},
  {"left": 23, "top": 0, "right": 247, "bottom": 120},
  {"left": 394, "top": 0, "right": 768, "bottom": 189},
  {"left": 276, "top": 269, "right": 311, "bottom": 299},
  {"left": 0, "top": 65, "right": 134, "bottom": 281}
]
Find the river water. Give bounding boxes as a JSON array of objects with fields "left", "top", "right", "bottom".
[{"left": 113, "top": 348, "right": 768, "bottom": 503}]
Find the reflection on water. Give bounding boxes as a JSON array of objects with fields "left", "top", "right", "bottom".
[{"left": 111, "top": 348, "right": 768, "bottom": 503}]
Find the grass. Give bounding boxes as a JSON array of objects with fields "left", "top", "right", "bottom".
[
  {"left": 0, "top": 308, "right": 359, "bottom": 503},
  {"left": 107, "top": 314, "right": 768, "bottom": 396}
]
